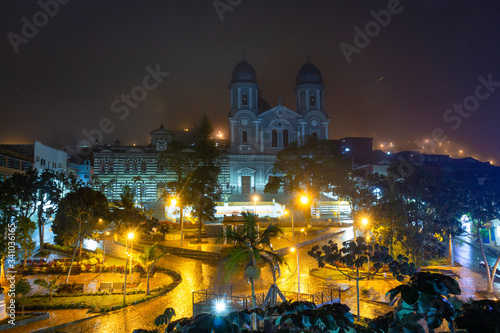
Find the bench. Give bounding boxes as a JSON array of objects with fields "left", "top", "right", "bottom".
[
  {"left": 57, "top": 283, "right": 84, "bottom": 294},
  {"left": 99, "top": 282, "right": 113, "bottom": 293},
  {"left": 112, "top": 282, "right": 125, "bottom": 293}
]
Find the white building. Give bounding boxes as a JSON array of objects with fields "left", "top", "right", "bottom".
[
  {"left": 227, "top": 58, "right": 330, "bottom": 194},
  {"left": 33, "top": 140, "right": 67, "bottom": 172}
]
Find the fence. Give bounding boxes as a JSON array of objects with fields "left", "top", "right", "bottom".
[{"left": 192, "top": 285, "right": 266, "bottom": 316}]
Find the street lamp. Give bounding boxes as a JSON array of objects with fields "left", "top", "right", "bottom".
[
  {"left": 123, "top": 232, "right": 134, "bottom": 305},
  {"left": 171, "top": 197, "right": 184, "bottom": 246},
  {"left": 128, "top": 232, "right": 134, "bottom": 275},
  {"left": 289, "top": 228, "right": 305, "bottom": 297},
  {"left": 253, "top": 195, "right": 258, "bottom": 216},
  {"left": 299, "top": 195, "right": 310, "bottom": 228}
]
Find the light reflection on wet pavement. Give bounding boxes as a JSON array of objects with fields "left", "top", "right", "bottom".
[{"left": 7, "top": 229, "right": 498, "bottom": 332}]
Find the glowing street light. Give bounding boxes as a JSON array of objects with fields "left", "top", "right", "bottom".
[
  {"left": 253, "top": 196, "right": 259, "bottom": 216},
  {"left": 123, "top": 231, "right": 134, "bottom": 305},
  {"left": 171, "top": 197, "right": 184, "bottom": 246},
  {"left": 299, "top": 195, "right": 310, "bottom": 228},
  {"left": 361, "top": 218, "right": 368, "bottom": 226}
]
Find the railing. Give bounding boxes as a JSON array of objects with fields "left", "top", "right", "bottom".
[
  {"left": 192, "top": 285, "right": 266, "bottom": 310},
  {"left": 282, "top": 284, "right": 342, "bottom": 305},
  {"left": 193, "top": 284, "right": 340, "bottom": 313}
]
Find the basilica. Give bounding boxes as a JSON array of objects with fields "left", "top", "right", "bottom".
[
  {"left": 227, "top": 58, "right": 330, "bottom": 194},
  {"left": 92, "top": 58, "right": 331, "bottom": 202}
]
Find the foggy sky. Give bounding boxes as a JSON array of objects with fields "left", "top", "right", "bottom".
[{"left": 1, "top": 0, "right": 500, "bottom": 162}]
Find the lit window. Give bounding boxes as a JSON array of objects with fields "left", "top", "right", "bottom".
[{"left": 310, "top": 95, "right": 316, "bottom": 107}]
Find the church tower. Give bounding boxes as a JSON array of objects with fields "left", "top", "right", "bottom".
[
  {"left": 229, "top": 59, "right": 259, "bottom": 117},
  {"left": 295, "top": 58, "right": 325, "bottom": 116},
  {"left": 295, "top": 58, "right": 330, "bottom": 141}
]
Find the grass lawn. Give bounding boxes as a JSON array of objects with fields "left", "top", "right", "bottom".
[
  {"left": 23, "top": 291, "right": 160, "bottom": 312},
  {"left": 426, "top": 257, "right": 453, "bottom": 266}
]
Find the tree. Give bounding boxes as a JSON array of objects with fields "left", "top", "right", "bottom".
[
  {"left": 387, "top": 272, "right": 461, "bottom": 333},
  {"left": 137, "top": 242, "right": 165, "bottom": 295},
  {"left": 15, "top": 278, "right": 31, "bottom": 316},
  {"left": 456, "top": 174, "right": 500, "bottom": 292},
  {"left": 0, "top": 180, "right": 17, "bottom": 280},
  {"left": 52, "top": 187, "right": 109, "bottom": 283},
  {"left": 0, "top": 171, "right": 38, "bottom": 277},
  {"left": 187, "top": 114, "right": 221, "bottom": 242},
  {"left": 265, "top": 137, "right": 348, "bottom": 225},
  {"left": 110, "top": 185, "right": 145, "bottom": 235},
  {"left": 218, "top": 212, "right": 283, "bottom": 330},
  {"left": 35, "top": 169, "right": 64, "bottom": 250},
  {"left": 16, "top": 216, "right": 36, "bottom": 268},
  {"left": 372, "top": 161, "right": 448, "bottom": 266},
  {"left": 308, "top": 237, "right": 400, "bottom": 321},
  {"left": 164, "top": 140, "right": 196, "bottom": 198},
  {"left": 34, "top": 277, "right": 59, "bottom": 302}
]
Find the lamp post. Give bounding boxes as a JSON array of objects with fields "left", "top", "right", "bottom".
[
  {"left": 290, "top": 228, "right": 305, "bottom": 297},
  {"left": 300, "top": 195, "right": 310, "bottom": 228},
  {"left": 123, "top": 232, "right": 134, "bottom": 305},
  {"left": 129, "top": 233, "right": 134, "bottom": 275},
  {"left": 171, "top": 197, "right": 184, "bottom": 247}
]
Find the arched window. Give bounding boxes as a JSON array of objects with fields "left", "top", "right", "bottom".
[
  {"left": 283, "top": 129, "right": 289, "bottom": 147},
  {"left": 272, "top": 129, "right": 278, "bottom": 147}
]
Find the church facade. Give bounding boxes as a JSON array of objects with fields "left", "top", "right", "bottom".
[
  {"left": 91, "top": 58, "right": 331, "bottom": 202},
  {"left": 227, "top": 58, "right": 330, "bottom": 194}
]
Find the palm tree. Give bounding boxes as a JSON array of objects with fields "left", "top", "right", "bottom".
[
  {"left": 34, "top": 278, "right": 59, "bottom": 302},
  {"left": 218, "top": 212, "right": 284, "bottom": 330},
  {"left": 137, "top": 242, "right": 165, "bottom": 295}
]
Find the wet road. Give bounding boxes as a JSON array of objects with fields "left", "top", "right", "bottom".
[
  {"left": 454, "top": 237, "right": 500, "bottom": 279},
  {"left": 22, "top": 230, "right": 353, "bottom": 333}
]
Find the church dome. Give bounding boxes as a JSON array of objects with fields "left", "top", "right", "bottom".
[
  {"left": 231, "top": 60, "right": 257, "bottom": 84},
  {"left": 296, "top": 61, "right": 323, "bottom": 85}
]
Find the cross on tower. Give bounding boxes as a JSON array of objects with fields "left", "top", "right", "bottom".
[
  {"left": 306, "top": 54, "right": 312, "bottom": 62},
  {"left": 242, "top": 51, "right": 247, "bottom": 61}
]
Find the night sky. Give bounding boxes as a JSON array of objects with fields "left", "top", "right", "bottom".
[{"left": 1, "top": 1, "right": 500, "bottom": 163}]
